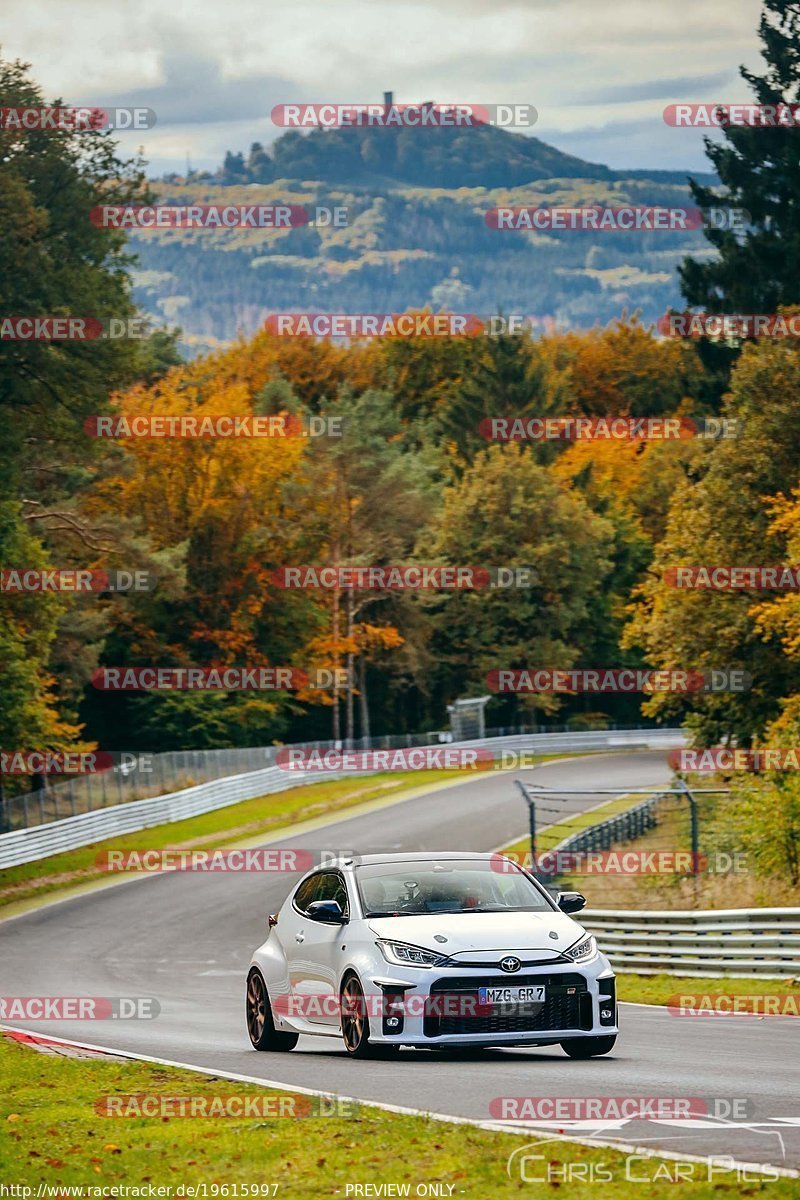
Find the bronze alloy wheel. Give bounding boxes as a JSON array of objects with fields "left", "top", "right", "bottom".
[
  {"left": 246, "top": 970, "right": 267, "bottom": 1044},
  {"left": 341, "top": 975, "right": 372, "bottom": 1056},
  {"left": 246, "top": 969, "right": 299, "bottom": 1051}
]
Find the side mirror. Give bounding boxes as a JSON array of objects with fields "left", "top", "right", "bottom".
[
  {"left": 557, "top": 891, "right": 586, "bottom": 914},
  {"left": 267, "top": 913, "right": 278, "bottom": 928},
  {"left": 307, "top": 899, "right": 347, "bottom": 924}
]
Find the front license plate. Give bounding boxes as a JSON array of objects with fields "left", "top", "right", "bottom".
[{"left": 478, "top": 985, "right": 545, "bottom": 1005}]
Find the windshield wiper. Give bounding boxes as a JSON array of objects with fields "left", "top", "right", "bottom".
[{"left": 365, "top": 910, "right": 417, "bottom": 917}]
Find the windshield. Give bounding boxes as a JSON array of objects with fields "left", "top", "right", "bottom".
[{"left": 355, "top": 859, "right": 553, "bottom": 916}]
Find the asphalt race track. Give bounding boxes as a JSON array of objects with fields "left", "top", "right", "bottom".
[{"left": 1, "top": 751, "right": 797, "bottom": 1172}]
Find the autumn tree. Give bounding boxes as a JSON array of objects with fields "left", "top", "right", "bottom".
[
  {"left": 299, "top": 387, "right": 439, "bottom": 742},
  {"left": 418, "top": 444, "right": 614, "bottom": 722},
  {"left": 0, "top": 54, "right": 170, "bottom": 756},
  {"left": 84, "top": 365, "right": 316, "bottom": 749},
  {"left": 625, "top": 340, "right": 800, "bottom": 745}
]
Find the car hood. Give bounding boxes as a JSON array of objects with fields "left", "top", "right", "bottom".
[{"left": 366, "top": 910, "right": 586, "bottom": 958}]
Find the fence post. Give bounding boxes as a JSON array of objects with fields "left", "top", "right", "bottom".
[
  {"left": 677, "top": 778, "right": 700, "bottom": 873},
  {"left": 514, "top": 780, "right": 536, "bottom": 865}
]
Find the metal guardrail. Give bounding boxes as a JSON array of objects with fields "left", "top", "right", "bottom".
[
  {"left": 0, "top": 747, "right": 280, "bottom": 832},
  {"left": 0, "top": 727, "right": 684, "bottom": 870},
  {"left": 582, "top": 907, "right": 800, "bottom": 978},
  {"left": 0, "top": 722, "right": 676, "bottom": 832},
  {"left": 0, "top": 765, "right": 351, "bottom": 870}
]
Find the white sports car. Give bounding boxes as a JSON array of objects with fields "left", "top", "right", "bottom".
[{"left": 246, "top": 851, "right": 618, "bottom": 1058}]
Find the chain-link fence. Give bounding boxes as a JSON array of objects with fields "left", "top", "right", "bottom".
[
  {"left": 0, "top": 721, "right": 666, "bottom": 833},
  {"left": 510, "top": 784, "right": 735, "bottom": 908}
]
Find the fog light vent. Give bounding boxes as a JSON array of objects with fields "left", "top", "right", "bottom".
[{"left": 382, "top": 991, "right": 405, "bottom": 1035}]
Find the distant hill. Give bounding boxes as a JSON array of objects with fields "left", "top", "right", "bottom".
[
  {"left": 202, "top": 121, "right": 718, "bottom": 192},
  {"left": 134, "top": 122, "right": 719, "bottom": 355}
]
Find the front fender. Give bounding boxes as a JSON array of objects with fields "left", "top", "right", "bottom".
[{"left": 250, "top": 935, "right": 289, "bottom": 997}]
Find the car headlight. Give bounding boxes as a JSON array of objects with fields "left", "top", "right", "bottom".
[
  {"left": 564, "top": 935, "right": 598, "bottom": 963},
  {"left": 376, "top": 940, "right": 450, "bottom": 968}
]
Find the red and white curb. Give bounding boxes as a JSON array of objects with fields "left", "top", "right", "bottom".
[{"left": 3, "top": 1026, "right": 127, "bottom": 1060}]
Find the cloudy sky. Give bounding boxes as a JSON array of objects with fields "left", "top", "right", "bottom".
[{"left": 3, "top": 0, "right": 765, "bottom": 175}]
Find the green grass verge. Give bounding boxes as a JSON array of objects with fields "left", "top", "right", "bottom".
[
  {"left": 1, "top": 1036, "right": 792, "bottom": 1195},
  {"left": 617, "top": 973, "right": 800, "bottom": 1008}
]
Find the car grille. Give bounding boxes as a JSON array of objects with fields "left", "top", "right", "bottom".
[{"left": 424, "top": 972, "right": 592, "bottom": 1038}]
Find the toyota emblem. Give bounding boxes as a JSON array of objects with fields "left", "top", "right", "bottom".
[{"left": 500, "top": 956, "right": 521, "bottom": 973}]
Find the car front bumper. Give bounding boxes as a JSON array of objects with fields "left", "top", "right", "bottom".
[{"left": 362, "top": 953, "right": 617, "bottom": 1046}]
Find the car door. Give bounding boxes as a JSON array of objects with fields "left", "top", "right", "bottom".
[{"left": 286, "top": 871, "right": 350, "bottom": 1026}]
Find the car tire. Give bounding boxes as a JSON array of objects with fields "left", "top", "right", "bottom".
[
  {"left": 560, "top": 1035, "right": 617, "bottom": 1058},
  {"left": 246, "top": 968, "right": 298, "bottom": 1051},
  {"left": 340, "top": 974, "right": 378, "bottom": 1057}
]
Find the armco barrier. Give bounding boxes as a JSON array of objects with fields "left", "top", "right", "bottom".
[
  {"left": 0, "top": 723, "right": 683, "bottom": 831},
  {"left": 582, "top": 907, "right": 800, "bottom": 978},
  {"left": 0, "top": 727, "right": 684, "bottom": 869},
  {"left": 0, "top": 765, "right": 345, "bottom": 870}
]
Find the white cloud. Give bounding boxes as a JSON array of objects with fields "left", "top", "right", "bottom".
[{"left": 2, "top": 0, "right": 764, "bottom": 172}]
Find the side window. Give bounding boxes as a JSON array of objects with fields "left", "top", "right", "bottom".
[
  {"left": 315, "top": 872, "right": 350, "bottom": 917},
  {"left": 293, "top": 874, "right": 322, "bottom": 914}
]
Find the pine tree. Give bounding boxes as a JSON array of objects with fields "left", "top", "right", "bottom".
[{"left": 681, "top": 1, "right": 800, "bottom": 313}]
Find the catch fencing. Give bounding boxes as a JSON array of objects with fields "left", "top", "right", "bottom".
[
  {"left": 0, "top": 727, "right": 683, "bottom": 869},
  {"left": 547, "top": 794, "right": 660, "bottom": 867},
  {"left": 0, "top": 722, "right": 676, "bottom": 833}
]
